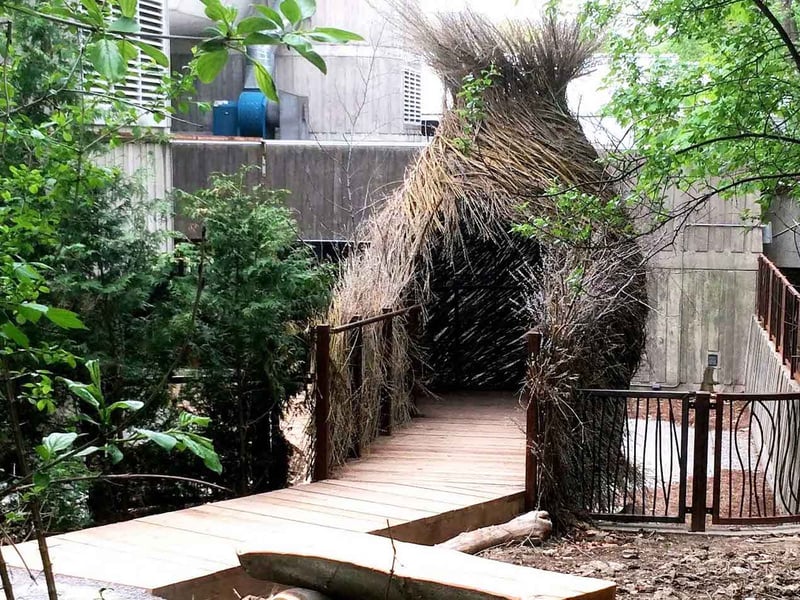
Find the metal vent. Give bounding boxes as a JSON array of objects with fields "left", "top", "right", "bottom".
[
  {"left": 403, "top": 69, "right": 422, "bottom": 125},
  {"left": 115, "top": 0, "right": 168, "bottom": 124}
]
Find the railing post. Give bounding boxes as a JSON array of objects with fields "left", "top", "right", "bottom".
[
  {"left": 380, "top": 307, "right": 393, "bottom": 436},
  {"left": 407, "top": 307, "right": 421, "bottom": 409},
  {"left": 349, "top": 315, "right": 363, "bottom": 458},
  {"left": 691, "top": 391, "right": 711, "bottom": 532},
  {"left": 313, "top": 324, "right": 331, "bottom": 482},
  {"left": 779, "top": 284, "right": 787, "bottom": 355},
  {"left": 525, "top": 330, "right": 542, "bottom": 512},
  {"left": 766, "top": 267, "right": 773, "bottom": 335},
  {"left": 756, "top": 255, "right": 762, "bottom": 317}
]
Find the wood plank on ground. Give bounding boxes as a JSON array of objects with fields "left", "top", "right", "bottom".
[{"left": 239, "top": 526, "right": 615, "bottom": 600}]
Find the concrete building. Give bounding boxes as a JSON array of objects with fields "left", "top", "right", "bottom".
[
  {"left": 167, "top": 0, "right": 436, "bottom": 141},
  {"left": 109, "top": 0, "right": 793, "bottom": 394}
]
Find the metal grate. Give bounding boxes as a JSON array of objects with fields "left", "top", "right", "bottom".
[
  {"left": 403, "top": 70, "right": 421, "bottom": 125},
  {"left": 114, "top": 0, "right": 168, "bottom": 124}
]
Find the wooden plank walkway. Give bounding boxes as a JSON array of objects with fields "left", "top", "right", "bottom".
[{"left": 2, "top": 392, "right": 528, "bottom": 599}]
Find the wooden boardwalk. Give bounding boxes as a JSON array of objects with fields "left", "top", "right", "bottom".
[{"left": 3, "top": 393, "right": 528, "bottom": 599}]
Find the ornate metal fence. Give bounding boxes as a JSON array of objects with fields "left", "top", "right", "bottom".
[{"left": 713, "top": 392, "right": 800, "bottom": 525}]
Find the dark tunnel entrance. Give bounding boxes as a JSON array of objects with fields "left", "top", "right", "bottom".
[{"left": 421, "top": 228, "right": 541, "bottom": 391}]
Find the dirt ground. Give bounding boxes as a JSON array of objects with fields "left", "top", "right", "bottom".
[{"left": 481, "top": 527, "right": 800, "bottom": 599}]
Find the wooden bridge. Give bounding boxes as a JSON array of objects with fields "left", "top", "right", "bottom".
[{"left": 3, "top": 392, "right": 602, "bottom": 599}]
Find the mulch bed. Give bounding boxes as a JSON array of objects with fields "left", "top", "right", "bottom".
[{"left": 481, "top": 527, "right": 800, "bottom": 599}]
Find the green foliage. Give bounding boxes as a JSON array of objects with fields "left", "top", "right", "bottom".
[
  {"left": 0, "top": 0, "right": 342, "bottom": 565},
  {"left": 192, "top": 0, "right": 362, "bottom": 101},
  {"left": 453, "top": 65, "right": 499, "bottom": 154},
  {"left": 171, "top": 171, "right": 330, "bottom": 495},
  {"left": 513, "top": 184, "right": 632, "bottom": 244},
  {"left": 582, "top": 0, "right": 800, "bottom": 216}
]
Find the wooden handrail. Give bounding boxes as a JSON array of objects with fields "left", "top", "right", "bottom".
[
  {"left": 311, "top": 303, "right": 422, "bottom": 478},
  {"left": 329, "top": 304, "right": 422, "bottom": 334},
  {"left": 756, "top": 254, "right": 800, "bottom": 383}
]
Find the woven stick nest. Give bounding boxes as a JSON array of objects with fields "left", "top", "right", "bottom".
[{"left": 317, "top": 9, "right": 649, "bottom": 522}]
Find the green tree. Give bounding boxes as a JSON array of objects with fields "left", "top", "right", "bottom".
[
  {"left": 173, "top": 172, "right": 330, "bottom": 497},
  {"left": 0, "top": 1, "right": 358, "bottom": 598},
  {"left": 583, "top": 0, "right": 800, "bottom": 222}
]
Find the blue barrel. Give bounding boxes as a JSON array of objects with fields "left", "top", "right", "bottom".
[
  {"left": 212, "top": 101, "right": 238, "bottom": 136},
  {"left": 238, "top": 90, "right": 268, "bottom": 138}
]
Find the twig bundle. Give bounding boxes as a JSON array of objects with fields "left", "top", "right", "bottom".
[{"left": 316, "top": 9, "right": 648, "bottom": 521}]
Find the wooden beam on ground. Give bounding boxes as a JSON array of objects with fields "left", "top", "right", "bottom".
[{"left": 239, "top": 527, "right": 615, "bottom": 600}]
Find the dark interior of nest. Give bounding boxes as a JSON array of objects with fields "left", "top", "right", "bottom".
[{"left": 418, "top": 226, "right": 540, "bottom": 392}]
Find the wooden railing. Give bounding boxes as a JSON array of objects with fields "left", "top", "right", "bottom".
[
  {"left": 756, "top": 254, "right": 800, "bottom": 380},
  {"left": 523, "top": 330, "right": 542, "bottom": 512},
  {"left": 312, "top": 305, "right": 421, "bottom": 481}
]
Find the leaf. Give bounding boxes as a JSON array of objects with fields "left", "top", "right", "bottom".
[
  {"left": 132, "top": 40, "right": 169, "bottom": 67},
  {"left": 75, "top": 446, "right": 101, "bottom": 457},
  {"left": 33, "top": 471, "right": 51, "bottom": 490},
  {"left": 195, "top": 49, "right": 229, "bottom": 84},
  {"left": 280, "top": 0, "right": 302, "bottom": 25},
  {"left": 107, "top": 400, "right": 144, "bottom": 413},
  {"left": 119, "top": 40, "right": 138, "bottom": 63},
  {"left": 295, "top": 0, "right": 316, "bottom": 19},
  {"left": 87, "top": 39, "right": 127, "bottom": 82},
  {"left": 109, "top": 16, "right": 140, "bottom": 34},
  {"left": 254, "top": 6, "right": 285, "bottom": 29},
  {"left": 177, "top": 433, "right": 223, "bottom": 474},
  {"left": 18, "top": 303, "right": 48, "bottom": 323},
  {"left": 306, "top": 27, "right": 364, "bottom": 43},
  {"left": 43, "top": 432, "right": 79, "bottom": 455},
  {"left": 45, "top": 307, "right": 86, "bottom": 330},
  {"left": 80, "top": 0, "right": 104, "bottom": 25},
  {"left": 242, "top": 33, "right": 282, "bottom": 46},
  {"left": 253, "top": 61, "right": 279, "bottom": 102},
  {"left": 118, "top": 0, "right": 137, "bottom": 19},
  {"left": 63, "top": 379, "right": 100, "bottom": 409},
  {"left": 201, "top": 0, "right": 226, "bottom": 22},
  {"left": 13, "top": 262, "right": 41, "bottom": 282},
  {"left": 237, "top": 16, "right": 280, "bottom": 35},
  {"left": 1, "top": 322, "right": 30, "bottom": 348},
  {"left": 298, "top": 49, "right": 326, "bottom": 74},
  {"left": 105, "top": 444, "right": 124, "bottom": 464},
  {"left": 283, "top": 32, "right": 311, "bottom": 53},
  {"left": 86, "top": 359, "right": 102, "bottom": 388},
  {"left": 136, "top": 429, "right": 178, "bottom": 451}
]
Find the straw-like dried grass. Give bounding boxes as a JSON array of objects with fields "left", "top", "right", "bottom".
[{"left": 314, "top": 8, "right": 648, "bottom": 522}]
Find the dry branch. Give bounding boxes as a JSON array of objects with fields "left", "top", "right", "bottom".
[
  {"left": 314, "top": 7, "right": 649, "bottom": 523},
  {"left": 436, "top": 511, "right": 553, "bottom": 554}
]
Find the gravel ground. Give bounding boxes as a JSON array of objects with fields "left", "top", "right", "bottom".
[
  {"left": 7, "top": 567, "right": 152, "bottom": 600},
  {"left": 482, "top": 527, "right": 800, "bottom": 599}
]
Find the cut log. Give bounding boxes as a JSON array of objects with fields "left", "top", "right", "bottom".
[
  {"left": 238, "top": 526, "right": 615, "bottom": 600},
  {"left": 436, "top": 510, "right": 552, "bottom": 554}
]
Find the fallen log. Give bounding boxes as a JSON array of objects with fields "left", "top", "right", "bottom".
[
  {"left": 238, "top": 526, "right": 615, "bottom": 600},
  {"left": 436, "top": 510, "right": 552, "bottom": 554},
  {"left": 267, "top": 588, "right": 332, "bottom": 600}
]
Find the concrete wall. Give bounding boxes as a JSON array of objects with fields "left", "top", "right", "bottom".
[
  {"left": 744, "top": 316, "right": 800, "bottom": 393},
  {"left": 170, "top": 139, "right": 422, "bottom": 239},
  {"left": 98, "top": 140, "right": 173, "bottom": 238},
  {"left": 632, "top": 191, "right": 763, "bottom": 391},
  {"left": 743, "top": 316, "right": 800, "bottom": 514},
  {"left": 764, "top": 195, "right": 800, "bottom": 269}
]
